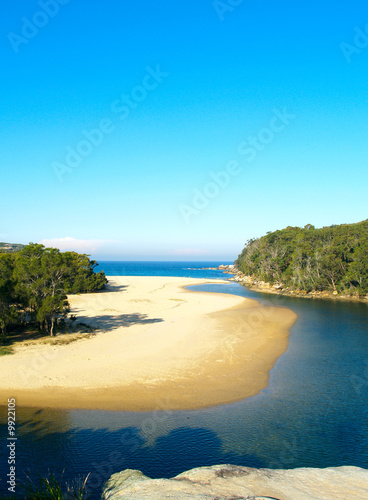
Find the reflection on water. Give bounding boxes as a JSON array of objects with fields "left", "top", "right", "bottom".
[{"left": 1, "top": 283, "right": 368, "bottom": 499}]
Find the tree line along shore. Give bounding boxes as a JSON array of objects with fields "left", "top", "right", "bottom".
[
  {"left": 0, "top": 243, "right": 107, "bottom": 337},
  {"left": 235, "top": 219, "right": 368, "bottom": 299}
]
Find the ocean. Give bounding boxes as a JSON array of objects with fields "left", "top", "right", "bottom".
[{"left": 95, "top": 260, "right": 234, "bottom": 279}]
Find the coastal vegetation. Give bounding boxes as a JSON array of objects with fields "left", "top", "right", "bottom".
[
  {"left": 0, "top": 242, "right": 24, "bottom": 253},
  {"left": 235, "top": 219, "right": 368, "bottom": 296},
  {"left": 20, "top": 473, "right": 90, "bottom": 499},
  {"left": 0, "top": 243, "right": 107, "bottom": 337},
  {"left": 0, "top": 472, "right": 90, "bottom": 499}
]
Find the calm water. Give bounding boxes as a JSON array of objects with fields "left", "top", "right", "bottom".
[{"left": 1, "top": 263, "right": 368, "bottom": 498}]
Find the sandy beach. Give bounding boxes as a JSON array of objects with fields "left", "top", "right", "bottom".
[{"left": 0, "top": 277, "right": 297, "bottom": 411}]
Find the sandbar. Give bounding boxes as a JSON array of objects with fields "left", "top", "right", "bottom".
[{"left": 0, "top": 276, "right": 297, "bottom": 411}]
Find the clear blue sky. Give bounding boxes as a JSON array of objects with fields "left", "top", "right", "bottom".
[{"left": 1, "top": 0, "right": 367, "bottom": 260}]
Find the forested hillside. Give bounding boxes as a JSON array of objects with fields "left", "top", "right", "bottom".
[
  {"left": 235, "top": 220, "right": 368, "bottom": 296},
  {"left": 0, "top": 242, "right": 24, "bottom": 253},
  {"left": 0, "top": 243, "right": 107, "bottom": 336}
]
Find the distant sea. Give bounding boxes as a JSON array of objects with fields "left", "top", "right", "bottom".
[{"left": 95, "top": 261, "right": 234, "bottom": 279}]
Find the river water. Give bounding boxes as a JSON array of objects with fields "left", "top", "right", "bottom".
[{"left": 1, "top": 267, "right": 367, "bottom": 498}]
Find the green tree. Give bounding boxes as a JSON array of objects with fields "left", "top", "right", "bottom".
[
  {"left": 62, "top": 252, "right": 107, "bottom": 293},
  {"left": 9, "top": 243, "right": 107, "bottom": 336},
  {"left": 0, "top": 253, "right": 17, "bottom": 335},
  {"left": 235, "top": 219, "right": 368, "bottom": 295},
  {"left": 346, "top": 244, "right": 368, "bottom": 294},
  {"left": 37, "top": 294, "right": 69, "bottom": 336}
]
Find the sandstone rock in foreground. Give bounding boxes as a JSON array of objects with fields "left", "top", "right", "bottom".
[{"left": 102, "top": 463, "right": 368, "bottom": 500}]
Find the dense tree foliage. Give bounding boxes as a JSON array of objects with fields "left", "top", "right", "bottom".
[
  {"left": 235, "top": 219, "right": 368, "bottom": 296},
  {"left": 0, "top": 244, "right": 107, "bottom": 336}
]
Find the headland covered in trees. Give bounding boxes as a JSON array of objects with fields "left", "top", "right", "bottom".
[
  {"left": 0, "top": 243, "right": 107, "bottom": 336},
  {"left": 235, "top": 219, "right": 368, "bottom": 298}
]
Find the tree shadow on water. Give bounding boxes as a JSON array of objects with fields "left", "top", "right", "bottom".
[
  {"left": 141, "top": 427, "right": 265, "bottom": 479},
  {"left": 8, "top": 424, "right": 266, "bottom": 500}
]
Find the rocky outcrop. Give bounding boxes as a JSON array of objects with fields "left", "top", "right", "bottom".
[
  {"left": 202, "top": 264, "right": 236, "bottom": 273},
  {"left": 102, "top": 464, "right": 368, "bottom": 500},
  {"left": 227, "top": 270, "right": 368, "bottom": 302}
]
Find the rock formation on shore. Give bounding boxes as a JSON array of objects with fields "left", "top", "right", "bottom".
[
  {"left": 211, "top": 264, "right": 368, "bottom": 302},
  {"left": 102, "top": 463, "right": 368, "bottom": 499}
]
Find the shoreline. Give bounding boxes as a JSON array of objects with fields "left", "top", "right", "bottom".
[
  {"left": 238, "top": 281, "right": 368, "bottom": 303},
  {"left": 0, "top": 276, "right": 297, "bottom": 412},
  {"left": 219, "top": 267, "right": 368, "bottom": 303}
]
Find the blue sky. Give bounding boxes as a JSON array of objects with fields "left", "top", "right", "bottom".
[{"left": 1, "top": 0, "right": 367, "bottom": 260}]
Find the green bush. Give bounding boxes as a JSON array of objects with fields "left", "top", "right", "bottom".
[
  {"left": 20, "top": 473, "right": 90, "bottom": 499},
  {"left": 236, "top": 219, "right": 368, "bottom": 294},
  {"left": 0, "top": 244, "right": 108, "bottom": 337}
]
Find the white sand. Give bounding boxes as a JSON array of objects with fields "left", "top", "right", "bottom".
[{"left": 1, "top": 277, "right": 297, "bottom": 411}]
